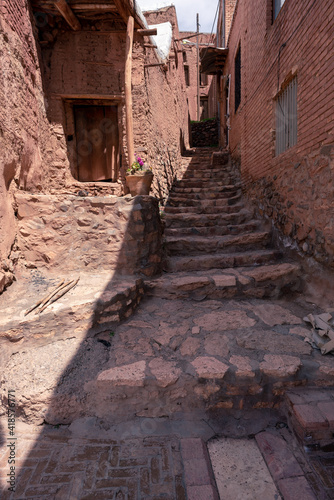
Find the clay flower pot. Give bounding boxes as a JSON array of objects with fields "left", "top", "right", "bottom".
[{"left": 125, "top": 171, "right": 154, "bottom": 196}]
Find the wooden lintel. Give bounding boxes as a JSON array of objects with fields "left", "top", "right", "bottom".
[
  {"left": 136, "top": 28, "right": 158, "bottom": 36},
  {"left": 144, "top": 43, "right": 158, "bottom": 48},
  {"left": 54, "top": 0, "right": 81, "bottom": 31},
  {"left": 52, "top": 93, "right": 124, "bottom": 101},
  {"left": 125, "top": 16, "right": 135, "bottom": 167}
]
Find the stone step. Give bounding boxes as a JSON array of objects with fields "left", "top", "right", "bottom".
[
  {"left": 167, "top": 193, "right": 242, "bottom": 208},
  {"left": 172, "top": 184, "right": 241, "bottom": 194},
  {"left": 165, "top": 231, "right": 271, "bottom": 256},
  {"left": 147, "top": 262, "right": 301, "bottom": 300},
  {"left": 0, "top": 271, "right": 145, "bottom": 348},
  {"left": 166, "top": 248, "right": 281, "bottom": 272},
  {"left": 182, "top": 169, "right": 239, "bottom": 180},
  {"left": 164, "top": 220, "right": 261, "bottom": 237},
  {"left": 14, "top": 292, "right": 329, "bottom": 427},
  {"left": 164, "top": 209, "right": 254, "bottom": 228},
  {"left": 174, "top": 179, "right": 237, "bottom": 189},
  {"left": 164, "top": 202, "right": 245, "bottom": 215}
]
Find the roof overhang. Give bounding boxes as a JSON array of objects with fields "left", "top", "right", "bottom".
[
  {"left": 31, "top": 0, "right": 147, "bottom": 31},
  {"left": 200, "top": 46, "right": 228, "bottom": 75}
]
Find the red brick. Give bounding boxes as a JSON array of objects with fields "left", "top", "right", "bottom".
[
  {"left": 181, "top": 438, "right": 206, "bottom": 460},
  {"left": 293, "top": 404, "right": 329, "bottom": 430},
  {"left": 277, "top": 476, "right": 317, "bottom": 500},
  {"left": 317, "top": 401, "right": 334, "bottom": 426},
  {"left": 256, "top": 431, "right": 303, "bottom": 481},
  {"left": 183, "top": 459, "right": 211, "bottom": 486}
]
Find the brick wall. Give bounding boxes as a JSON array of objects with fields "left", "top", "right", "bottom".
[
  {"left": 223, "top": 0, "right": 334, "bottom": 267},
  {"left": 225, "top": 0, "right": 237, "bottom": 43}
]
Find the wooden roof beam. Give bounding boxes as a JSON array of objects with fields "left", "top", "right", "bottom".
[
  {"left": 54, "top": 0, "right": 81, "bottom": 31},
  {"left": 113, "top": 0, "right": 145, "bottom": 28},
  {"left": 136, "top": 28, "right": 157, "bottom": 36}
]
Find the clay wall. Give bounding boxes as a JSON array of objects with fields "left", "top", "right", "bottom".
[
  {"left": 0, "top": 0, "right": 68, "bottom": 293},
  {"left": 137, "top": 6, "right": 190, "bottom": 201},
  {"left": 179, "top": 31, "right": 217, "bottom": 121},
  {"left": 41, "top": 5, "right": 189, "bottom": 201},
  {"left": 223, "top": 0, "right": 334, "bottom": 267},
  {"left": 0, "top": 3, "right": 189, "bottom": 291}
]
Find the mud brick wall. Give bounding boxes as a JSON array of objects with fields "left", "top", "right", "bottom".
[
  {"left": 191, "top": 119, "right": 219, "bottom": 147},
  {"left": 139, "top": 6, "right": 190, "bottom": 203},
  {"left": 0, "top": 2, "right": 189, "bottom": 292},
  {"left": 0, "top": 0, "right": 69, "bottom": 293},
  {"left": 224, "top": 0, "right": 334, "bottom": 268},
  {"left": 15, "top": 193, "right": 163, "bottom": 277}
]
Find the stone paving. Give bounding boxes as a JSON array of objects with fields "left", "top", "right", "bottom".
[
  {"left": 1, "top": 402, "right": 333, "bottom": 499},
  {"left": 1, "top": 147, "right": 334, "bottom": 498}
]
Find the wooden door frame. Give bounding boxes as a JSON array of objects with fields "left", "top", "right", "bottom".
[{"left": 62, "top": 96, "right": 124, "bottom": 182}]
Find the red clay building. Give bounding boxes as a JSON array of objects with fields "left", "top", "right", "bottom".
[
  {"left": 179, "top": 32, "right": 217, "bottom": 121},
  {"left": 219, "top": 0, "right": 334, "bottom": 268},
  {"left": 0, "top": 1, "right": 189, "bottom": 291}
]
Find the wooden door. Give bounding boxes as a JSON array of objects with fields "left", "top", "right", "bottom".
[{"left": 74, "top": 105, "right": 119, "bottom": 182}]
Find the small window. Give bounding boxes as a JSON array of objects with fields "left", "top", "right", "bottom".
[
  {"left": 234, "top": 45, "right": 241, "bottom": 112},
  {"left": 183, "top": 51, "right": 187, "bottom": 63},
  {"left": 184, "top": 65, "right": 190, "bottom": 87},
  {"left": 200, "top": 72, "right": 208, "bottom": 86},
  {"left": 275, "top": 76, "right": 297, "bottom": 156},
  {"left": 273, "top": 0, "right": 285, "bottom": 21}
]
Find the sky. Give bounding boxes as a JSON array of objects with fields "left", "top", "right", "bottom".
[{"left": 137, "top": 0, "right": 219, "bottom": 33}]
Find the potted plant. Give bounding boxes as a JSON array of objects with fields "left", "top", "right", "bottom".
[{"left": 125, "top": 155, "right": 154, "bottom": 196}]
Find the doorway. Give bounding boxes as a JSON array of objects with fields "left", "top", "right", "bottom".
[{"left": 74, "top": 104, "right": 119, "bottom": 182}]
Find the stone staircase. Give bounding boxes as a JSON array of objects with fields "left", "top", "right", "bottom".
[{"left": 149, "top": 148, "right": 301, "bottom": 300}]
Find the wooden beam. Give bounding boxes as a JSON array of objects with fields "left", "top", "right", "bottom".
[
  {"left": 113, "top": 0, "right": 145, "bottom": 28},
  {"left": 125, "top": 15, "right": 135, "bottom": 167},
  {"left": 70, "top": 4, "right": 117, "bottom": 11},
  {"left": 54, "top": 0, "right": 81, "bottom": 31},
  {"left": 136, "top": 28, "right": 158, "bottom": 36}
]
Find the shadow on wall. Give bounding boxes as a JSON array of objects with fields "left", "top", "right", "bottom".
[{"left": 0, "top": 145, "right": 211, "bottom": 498}]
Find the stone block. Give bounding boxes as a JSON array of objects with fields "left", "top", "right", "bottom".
[
  {"left": 212, "top": 274, "right": 236, "bottom": 288},
  {"left": 191, "top": 357, "right": 229, "bottom": 379},
  {"left": 204, "top": 333, "right": 229, "bottom": 357},
  {"left": 252, "top": 304, "right": 301, "bottom": 327},
  {"left": 236, "top": 329, "right": 311, "bottom": 355},
  {"left": 260, "top": 354, "right": 301, "bottom": 377},
  {"left": 148, "top": 358, "right": 181, "bottom": 388},
  {"left": 180, "top": 337, "right": 201, "bottom": 357},
  {"left": 97, "top": 361, "right": 146, "bottom": 387},
  {"left": 229, "top": 355, "right": 255, "bottom": 378},
  {"left": 194, "top": 310, "right": 256, "bottom": 331}
]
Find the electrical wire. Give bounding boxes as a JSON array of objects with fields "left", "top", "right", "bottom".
[{"left": 200, "top": 0, "right": 220, "bottom": 62}]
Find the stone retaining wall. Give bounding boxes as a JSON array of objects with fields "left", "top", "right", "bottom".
[
  {"left": 191, "top": 119, "right": 218, "bottom": 147},
  {"left": 15, "top": 193, "right": 163, "bottom": 277}
]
